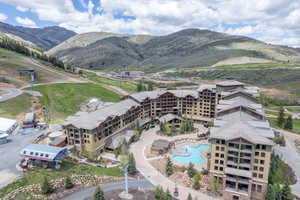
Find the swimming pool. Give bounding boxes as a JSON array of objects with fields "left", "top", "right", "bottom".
[{"left": 172, "top": 144, "right": 209, "bottom": 165}]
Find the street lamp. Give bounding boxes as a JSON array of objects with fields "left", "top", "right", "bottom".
[{"left": 119, "top": 163, "right": 133, "bottom": 199}]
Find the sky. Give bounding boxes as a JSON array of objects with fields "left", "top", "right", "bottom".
[{"left": 0, "top": 0, "right": 299, "bottom": 47}]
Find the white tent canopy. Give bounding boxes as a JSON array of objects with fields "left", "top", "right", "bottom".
[{"left": 0, "top": 117, "right": 18, "bottom": 134}]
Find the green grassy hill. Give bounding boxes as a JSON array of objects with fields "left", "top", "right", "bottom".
[{"left": 31, "top": 83, "right": 121, "bottom": 123}]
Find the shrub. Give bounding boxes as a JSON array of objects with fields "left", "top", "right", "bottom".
[
  {"left": 64, "top": 176, "right": 73, "bottom": 189},
  {"left": 41, "top": 177, "right": 53, "bottom": 195}
]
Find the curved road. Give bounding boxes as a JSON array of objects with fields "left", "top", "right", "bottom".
[
  {"left": 0, "top": 87, "right": 23, "bottom": 102},
  {"left": 61, "top": 179, "right": 153, "bottom": 200}
]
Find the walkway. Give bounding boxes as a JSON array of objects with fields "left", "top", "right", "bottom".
[
  {"left": 0, "top": 87, "right": 22, "bottom": 102},
  {"left": 60, "top": 179, "right": 154, "bottom": 200},
  {"left": 130, "top": 127, "right": 220, "bottom": 200},
  {"left": 275, "top": 130, "right": 300, "bottom": 196}
]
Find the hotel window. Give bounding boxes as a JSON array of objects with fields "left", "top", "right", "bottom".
[
  {"left": 214, "top": 166, "right": 218, "bottom": 170},
  {"left": 23, "top": 151, "right": 26, "bottom": 154},
  {"left": 255, "top": 159, "right": 259, "bottom": 164},
  {"left": 215, "top": 153, "right": 220, "bottom": 157},
  {"left": 259, "top": 167, "right": 264, "bottom": 172},
  {"left": 261, "top": 152, "right": 266, "bottom": 157},
  {"left": 257, "top": 185, "right": 262, "bottom": 192},
  {"left": 260, "top": 160, "right": 265, "bottom": 165},
  {"left": 216, "top": 146, "right": 220, "bottom": 150},
  {"left": 221, "top": 147, "right": 225, "bottom": 151},
  {"left": 215, "top": 160, "right": 219, "bottom": 164},
  {"left": 254, "top": 166, "right": 258, "bottom": 170},
  {"left": 220, "top": 154, "right": 224, "bottom": 158},
  {"left": 259, "top": 174, "right": 263, "bottom": 179},
  {"left": 255, "top": 151, "right": 259, "bottom": 156},
  {"left": 253, "top": 173, "right": 257, "bottom": 177},
  {"left": 219, "top": 167, "right": 223, "bottom": 171},
  {"left": 220, "top": 160, "right": 224, "bottom": 165}
]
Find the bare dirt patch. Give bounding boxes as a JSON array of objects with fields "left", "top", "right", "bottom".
[{"left": 260, "top": 87, "right": 294, "bottom": 97}]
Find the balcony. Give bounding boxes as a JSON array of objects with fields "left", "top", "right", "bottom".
[
  {"left": 228, "top": 147, "right": 240, "bottom": 152},
  {"left": 225, "top": 187, "right": 249, "bottom": 195},
  {"left": 240, "top": 148, "right": 253, "bottom": 154}
]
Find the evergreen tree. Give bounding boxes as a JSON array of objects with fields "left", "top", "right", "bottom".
[
  {"left": 154, "top": 186, "right": 163, "bottom": 200},
  {"left": 187, "top": 193, "right": 193, "bottom": 200},
  {"left": 187, "top": 162, "right": 195, "bottom": 178},
  {"left": 128, "top": 153, "right": 137, "bottom": 175},
  {"left": 165, "top": 157, "right": 174, "bottom": 176},
  {"left": 284, "top": 115, "right": 293, "bottom": 130},
  {"left": 193, "top": 173, "right": 201, "bottom": 190},
  {"left": 41, "top": 177, "right": 53, "bottom": 194},
  {"left": 277, "top": 107, "right": 285, "bottom": 128},
  {"left": 180, "top": 120, "right": 185, "bottom": 133},
  {"left": 64, "top": 176, "right": 73, "bottom": 189},
  {"left": 266, "top": 184, "right": 276, "bottom": 200},
  {"left": 93, "top": 185, "right": 105, "bottom": 200},
  {"left": 165, "top": 189, "right": 172, "bottom": 200},
  {"left": 281, "top": 181, "right": 292, "bottom": 200}
]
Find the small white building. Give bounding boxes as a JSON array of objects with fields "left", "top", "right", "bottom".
[{"left": 0, "top": 117, "right": 19, "bottom": 135}]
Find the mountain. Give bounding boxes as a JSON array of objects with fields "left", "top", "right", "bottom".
[
  {"left": 48, "top": 28, "right": 300, "bottom": 71},
  {"left": 0, "top": 22, "right": 76, "bottom": 50}
]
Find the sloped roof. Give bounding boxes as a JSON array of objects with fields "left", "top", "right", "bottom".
[
  {"left": 20, "top": 144, "right": 68, "bottom": 161},
  {"left": 64, "top": 99, "right": 140, "bottom": 129},
  {"left": 210, "top": 111, "right": 274, "bottom": 145},
  {"left": 216, "top": 80, "right": 244, "bottom": 87},
  {"left": 0, "top": 117, "right": 18, "bottom": 132},
  {"left": 197, "top": 84, "right": 216, "bottom": 92},
  {"left": 159, "top": 114, "right": 182, "bottom": 123}
]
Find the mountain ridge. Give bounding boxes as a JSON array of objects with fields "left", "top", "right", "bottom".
[
  {"left": 0, "top": 22, "right": 76, "bottom": 50},
  {"left": 48, "top": 28, "right": 300, "bottom": 71}
]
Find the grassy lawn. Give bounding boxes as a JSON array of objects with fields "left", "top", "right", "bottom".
[
  {"left": 0, "top": 94, "right": 32, "bottom": 118},
  {"left": 31, "top": 83, "right": 121, "bottom": 123},
  {"left": 0, "top": 160, "right": 122, "bottom": 198},
  {"left": 197, "top": 62, "right": 300, "bottom": 70},
  {"left": 85, "top": 72, "right": 137, "bottom": 93},
  {"left": 267, "top": 117, "right": 300, "bottom": 134}
]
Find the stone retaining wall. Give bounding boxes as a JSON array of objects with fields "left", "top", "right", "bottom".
[{"left": 2, "top": 175, "right": 125, "bottom": 200}]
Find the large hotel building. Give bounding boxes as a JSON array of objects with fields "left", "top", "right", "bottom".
[{"left": 63, "top": 80, "right": 274, "bottom": 200}]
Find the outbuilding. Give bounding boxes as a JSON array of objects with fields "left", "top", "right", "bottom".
[
  {"left": 151, "top": 139, "right": 171, "bottom": 155},
  {"left": 20, "top": 144, "right": 68, "bottom": 169},
  {"left": 0, "top": 117, "right": 18, "bottom": 134}
]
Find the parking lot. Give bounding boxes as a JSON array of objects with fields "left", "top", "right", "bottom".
[{"left": 0, "top": 128, "right": 46, "bottom": 188}]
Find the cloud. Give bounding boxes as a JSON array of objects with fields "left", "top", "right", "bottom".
[
  {"left": 0, "top": 13, "right": 7, "bottom": 21},
  {"left": 15, "top": 16, "right": 38, "bottom": 28},
  {"left": 1, "top": 0, "right": 300, "bottom": 46},
  {"left": 16, "top": 5, "right": 29, "bottom": 12}
]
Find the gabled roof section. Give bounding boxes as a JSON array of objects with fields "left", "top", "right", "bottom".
[
  {"left": 197, "top": 84, "right": 216, "bottom": 92},
  {"left": 216, "top": 80, "right": 244, "bottom": 87},
  {"left": 64, "top": 99, "right": 140, "bottom": 129}
]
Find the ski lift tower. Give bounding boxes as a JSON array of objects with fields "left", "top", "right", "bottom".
[{"left": 119, "top": 163, "right": 133, "bottom": 199}]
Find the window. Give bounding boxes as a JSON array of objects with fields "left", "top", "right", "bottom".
[
  {"left": 260, "top": 160, "right": 265, "bottom": 165},
  {"left": 35, "top": 152, "right": 39, "bottom": 156},
  {"left": 259, "top": 167, "right": 264, "bottom": 172},
  {"left": 257, "top": 185, "right": 262, "bottom": 192},
  {"left": 232, "top": 195, "right": 239, "bottom": 200},
  {"left": 259, "top": 174, "right": 263, "bottom": 179},
  {"left": 255, "top": 159, "right": 259, "bottom": 164},
  {"left": 215, "top": 153, "right": 220, "bottom": 157},
  {"left": 214, "top": 166, "right": 218, "bottom": 170},
  {"left": 45, "top": 154, "right": 49, "bottom": 158},
  {"left": 219, "top": 167, "right": 223, "bottom": 171},
  {"left": 261, "top": 152, "right": 266, "bottom": 157},
  {"left": 215, "top": 160, "right": 219, "bottom": 164},
  {"left": 30, "top": 152, "right": 34, "bottom": 155},
  {"left": 221, "top": 147, "right": 225, "bottom": 151},
  {"left": 220, "top": 160, "right": 224, "bottom": 165},
  {"left": 254, "top": 166, "right": 258, "bottom": 170},
  {"left": 23, "top": 151, "right": 26, "bottom": 154},
  {"left": 216, "top": 146, "right": 220, "bottom": 151},
  {"left": 253, "top": 173, "right": 257, "bottom": 177},
  {"left": 40, "top": 153, "right": 44, "bottom": 157},
  {"left": 221, "top": 154, "right": 224, "bottom": 158},
  {"left": 262, "top": 145, "right": 266, "bottom": 150},
  {"left": 255, "top": 151, "right": 259, "bottom": 156}
]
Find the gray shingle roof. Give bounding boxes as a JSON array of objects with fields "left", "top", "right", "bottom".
[
  {"left": 64, "top": 99, "right": 140, "bottom": 129},
  {"left": 217, "top": 80, "right": 244, "bottom": 87},
  {"left": 159, "top": 114, "right": 182, "bottom": 123},
  {"left": 211, "top": 111, "right": 274, "bottom": 145},
  {"left": 197, "top": 84, "right": 216, "bottom": 92}
]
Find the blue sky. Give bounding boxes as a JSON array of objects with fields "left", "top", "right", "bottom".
[{"left": 0, "top": 0, "right": 299, "bottom": 47}]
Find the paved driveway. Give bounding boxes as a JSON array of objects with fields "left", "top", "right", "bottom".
[
  {"left": 0, "top": 87, "right": 22, "bottom": 102},
  {"left": 130, "top": 127, "right": 220, "bottom": 200},
  {"left": 61, "top": 179, "right": 154, "bottom": 200},
  {"left": 0, "top": 128, "right": 44, "bottom": 188},
  {"left": 275, "top": 131, "right": 300, "bottom": 197}
]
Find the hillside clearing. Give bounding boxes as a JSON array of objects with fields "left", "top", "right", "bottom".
[
  {"left": 31, "top": 83, "right": 121, "bottom": 123},
  {"left": 0, "top": 93, "right": 32, "bottom": 118}
]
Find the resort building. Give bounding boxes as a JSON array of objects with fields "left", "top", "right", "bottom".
[{"left": 64, "top": 99, "right": 141, "bottom": 153}]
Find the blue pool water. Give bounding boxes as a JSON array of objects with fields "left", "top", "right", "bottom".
[{"left": 172, "top": 144, "right": 209, "bottom": 165}]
